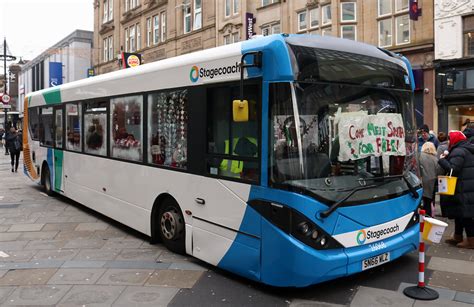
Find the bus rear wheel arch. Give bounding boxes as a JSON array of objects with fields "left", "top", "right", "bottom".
[{"left": 151, "top": 195, "right": 186, "bottom": 254}]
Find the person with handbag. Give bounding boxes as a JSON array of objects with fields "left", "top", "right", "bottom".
[
  {"left": 419, "top": 142, "right": 439, "bottom": 217},
  {"left": 438, "top": 131, "right": 474, "bottom": 249}
]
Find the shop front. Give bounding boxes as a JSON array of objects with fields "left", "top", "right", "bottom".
[{"left": 436, "top": 58, "right": 474, "bottom": 133}]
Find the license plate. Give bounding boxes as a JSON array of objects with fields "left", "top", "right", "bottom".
[{"left": 362, "top": 252, "right": 390, "bottom": 271}]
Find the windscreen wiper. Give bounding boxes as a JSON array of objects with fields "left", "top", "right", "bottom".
[{"left": 319, "top": 184, "right": 377, "bottom": 218}]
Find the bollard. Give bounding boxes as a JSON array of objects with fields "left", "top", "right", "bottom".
[{"left": 403, "top": 209, "right": 439, "bottom": 300}]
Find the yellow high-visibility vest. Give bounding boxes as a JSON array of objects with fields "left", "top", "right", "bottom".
[{"left": 219, "top": 137, "right": 258, "bottom": 177}]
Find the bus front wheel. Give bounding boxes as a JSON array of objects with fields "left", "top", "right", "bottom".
[{"left": 158, "top": 198, "right": 185, "bottom": 254}]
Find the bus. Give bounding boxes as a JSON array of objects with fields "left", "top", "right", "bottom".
[{"left": 23, "top": 34, "right": 422, "bottom": 287}]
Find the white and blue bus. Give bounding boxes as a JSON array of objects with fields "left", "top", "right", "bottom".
[{"left": 23, "top": 34, "right": 422, "bottom": 287}]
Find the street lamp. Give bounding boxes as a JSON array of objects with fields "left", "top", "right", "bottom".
[{"left": 0, "top": 38, "right": 17, "bottom": 130}]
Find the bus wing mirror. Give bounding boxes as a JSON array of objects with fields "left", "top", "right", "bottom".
[{"left": 233, "top": 100, "right": 249, "bottom": 122}]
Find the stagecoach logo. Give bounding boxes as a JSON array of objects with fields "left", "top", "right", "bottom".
[
  {"left": 190, "top": 65, "right": 199, "bottom": 82},
  {"left": 356, "top": 230, "right": 366, "bottom": 245},
  {"left": 356, "top": 224, "right": 400, "bottom": 245},
  {"left": 189, "top": 62, "right": 241, "bottom": 83}
]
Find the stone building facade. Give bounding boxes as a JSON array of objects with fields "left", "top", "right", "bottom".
[
  {"left": 94, "top": 0, "right": 435, "bottom": 127},
  {"left": 434, "top": 0, "right": 474, "bottom": 133}
]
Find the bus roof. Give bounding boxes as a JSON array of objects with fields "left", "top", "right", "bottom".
[{"left": 27, "top": 34, "right": 411, "bottom": 107}]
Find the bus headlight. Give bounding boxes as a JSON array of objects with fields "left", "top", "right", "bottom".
[
  {"left": 311, "top": 229, "right": 319, "bottom": 240},
  {"left": 298, "top": 222, "right": 310, "bottom": 235}
]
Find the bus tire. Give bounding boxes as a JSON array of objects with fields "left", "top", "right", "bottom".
[
  {"left": 42, "top": 166, "right": 54, "bottom": 196},
  {"left": 157, "top": 198, "right": 185, "bottom": 254}
]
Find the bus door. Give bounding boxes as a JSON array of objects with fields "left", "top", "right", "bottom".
[
  {"left": 187, "top": 82, "right": 262, "bottom": 279},
  {"left": 53, "top": 106, "right": 64, "bottom": 192}
]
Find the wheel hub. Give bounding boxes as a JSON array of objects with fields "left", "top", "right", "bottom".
[{"left": 160, "top": 210, "right": 183, "bottom": 240}]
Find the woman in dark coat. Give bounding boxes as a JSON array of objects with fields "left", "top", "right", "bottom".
[
  {"left": 5, "top": 127, "right": 21, "bottom": 173},
  {"left": 438, "top": 131, "right": 474, "bottom": 249}
]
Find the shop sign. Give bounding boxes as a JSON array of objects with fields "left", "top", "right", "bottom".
[
  {"left": 122, "top": 52, "right": 142, "bottom": 69},
  {"left": 49, "top": 62, "right": 63, "bottom": 87},
  {"left": 337, "top": 112, "right": 406, "bottom": 161},
  {"left": 246, "top": 13, "right": 255, "bottom": 40},
  {"left": 87, "top": 68, "right": 95, "bottom": 78}
]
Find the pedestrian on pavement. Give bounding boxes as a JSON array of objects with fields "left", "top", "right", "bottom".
[
  {"left": 5, "top": 127, "right": 22, "bottom": 173},
  {"left": 418, "top": 124, "right": 439, "bottom": 152},
  {"left": 419, "top": 142, "right": 439, "bottom": 217},
  {"left": 462, "top": 124, "right": 474, "bottom": 144},
  {"left": 438, "top": 131, "right": 474, "bottom": 249},
  {"left": 436, "top": 132, "right": 449, "bottom": 159}
]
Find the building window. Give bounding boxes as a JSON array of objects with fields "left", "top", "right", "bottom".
[
  {"left": 225, "top": 0, "right": 231, "bottom": 17},
  {"left": 224, "top": 32, "right": 240, "bottom": 45},
  {"left": 233, "top": 0, "right": 239, "bottom": 15},
  {"left": 232, "top": 32, "right": 240, "bottom": 43},
  {"left": 396, "top": 14, "right": 410, "bottom": 45},
  {"left": 84, "top": 102, "right": 107, "bottom": 157},
  {"left": 463, "top": 16, "right": 474, "bottom": 57},
  {"left": 379, "top": 18, "right": 392, "bottom": 47},
  {"left": 261, "top": 23, "right": 280, "bottom": 36},
  {"left": 341, "top": 25, "right": 356, "bottom": 40},
  {"left": 184, "top": 3, "right": 192, "bottom": 33},
  {"left": 298, "top": 11, "right": 307, "bottom": 32},
  {"left": 322, "top": 27, "right": 332, "bottom": 36},
  {"left": 130, "top": 25, "right": 136, "bottom": 52},
  {"left": 111, "top": 95, "right": 143, "bottom": 162},
  {"left": 125, "top": 0, "right": 140, "bottom": 12},
  {"left": 108, "top": 36, "right": 113, "bottom": 61},
  {"left": 153, "top": 15, "right": 160, "bottom": 44},
  {"left": 148, "top": 89, "right": 188, "bottom": 169},
  {"left": 66, "top": 104, "right": 81, "bottom": 152},
  {"left": 395, "top": 0, "right": 408, "bottom": 12},
  {"left": 103, "top": 38, "right": 108, "bottom": 62},
  {"left": 224, "top": 34, "right": 231, "bottom": 45},
  {"left": 194, "top": 0, "right": 202, "bottom": 30},
  {"left": 161, "top": 11, "right": 167, "bottom": 42},
  {"left": 310, "top": 8, "right": 319, "bottom": 28},
  {"left": 125, "top": 28, "right": 129, "bottom": 52},
  {"left": 136, "top": 23, "right": 141, "bottom": 50},
  {"left": 341, "top": 2, "right": 356, "bottom": 22},
  {"left": 146, "top": 17, "right": 152, "bottom": 47},
  {"left": 322, "top": 5, "right": 331, "bottom": 25},
  {"left": 103, "top": 0, "right": 113, "bottom": 23},
  {"left": 262, "top": 0, "right": 278, "bottom": 6},
  {"left": 378, "top": 0, "right": 391, "bottom": 17}
]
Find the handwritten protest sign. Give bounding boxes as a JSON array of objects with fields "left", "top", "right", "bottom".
[{"left": 337, "top": 113, "right": 406, "bottom": 162}]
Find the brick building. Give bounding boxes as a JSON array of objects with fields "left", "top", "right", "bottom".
[{"left": 94, "top": 0, "right": 435, "bottom": 127}]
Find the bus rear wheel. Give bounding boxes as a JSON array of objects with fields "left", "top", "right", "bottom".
[
  {"left": 42, "top": 166, "right": 54, "bottom": 196},
  {"left": 158, "top": 199, "right": 185, "bottom": 254}
]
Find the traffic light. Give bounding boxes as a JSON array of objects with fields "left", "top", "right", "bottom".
[{"left": 409, "top": 0, "right": 422, "bottom": 21}]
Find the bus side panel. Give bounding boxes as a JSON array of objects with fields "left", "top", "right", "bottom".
[{"left": 217, "top": 205, "right": 262, "bottom": 282}]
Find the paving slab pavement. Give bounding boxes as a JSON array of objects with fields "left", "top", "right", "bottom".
[{"left": 0, "top": 153, "right": 470, "bottom": 306}]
